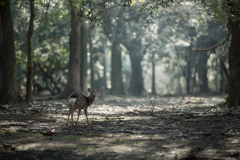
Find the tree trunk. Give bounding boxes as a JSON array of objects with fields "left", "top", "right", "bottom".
[
  {"left": 89, "top": 31, "right": 95, "bottom": 89},
  {"left": 220, "top": 58, "right": 228, "bottom": 94},
  {"left": 0, "top": 14, "right": 2, "bottom": 87},
  {"left": 110, "top": 41, "right": 125, "bottom": 95},
  {"left": 220, "top": 59, "right": 224, "bottom": 94},
  {"left": 220, "top": 58, "right": 228, "bottom": 79},
  {"left": 129, "top": 53, "right": 144, "bottom": 96},
  {"left": 25, "top": 0, "right": 35, "bottom": 103},
  {"left": 58, "top": 4, "right": 81, "bottom": 98},
  {"left": 0, "top": 0, "right": 21, "bottom": 103},
  {"left": 225, "top": 18, "right": 240, "bottom": 105},
  {"left": 102, "top": 52, "right": 107, "bottom": 89},
  {"left": 198, "top": 52, "right": 209, "bottom": 93},
  {"left": 186, "top": 59, "right": 191, "bottom": 94},
  {"left": 151, "top": 52, "right": 156, "bottom": 95},
  {"left": 80, "top": 25, "right": 88, "bottom": 93}
]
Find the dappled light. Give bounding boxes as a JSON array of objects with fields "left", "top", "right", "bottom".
[
  {"left": 1, "top": 0, "right": 240, "bottom": 159},
  {"left": 1, "top": 96, "right": 240, "bottom": 159}
]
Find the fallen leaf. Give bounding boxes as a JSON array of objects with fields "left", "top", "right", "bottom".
[{"left": 41, "top": 129, "right": 55, "bottom": 136}]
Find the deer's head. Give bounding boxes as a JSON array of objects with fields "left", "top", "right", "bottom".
[{"left": 88, "top": 88, "right": 100, "bottom": 96}]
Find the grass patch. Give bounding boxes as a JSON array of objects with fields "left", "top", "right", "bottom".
[
  {"left": 0, "top": 129, "right": 17, "bottom": 135},
  {"left": 113, "top": 140, "right": 134, "bottom": 144},
  {"left": 79, "top": 146, "right": 94, "bottom": 150},
  {"left": 63, "top": 135, "right": 84, "bottom": 140},
  {"left": 25, "top": 133, "right": 43, "bottom": 138}
]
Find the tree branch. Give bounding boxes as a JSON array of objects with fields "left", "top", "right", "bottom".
[
  {"left": 35, "top": 63, "right": 61, "bottom": 94},
  {"left": 45, "top": 0, "right": 51, "bottom": 19},
  {"left": 193, "top": 21, "right": 230, "bottom": 51}
]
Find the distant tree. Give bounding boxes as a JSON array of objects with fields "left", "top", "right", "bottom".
[
  {"left": 151, "top": 51, "right": 156, "bottom": 95},
  {"left": 58, "top": 1, "right": 81, "bottom": 98},
  {"left": 122, "top": 14, "right": 146, "bottom": 96},
  {"left": 104, "top": 10, "right": 125, "bottom": 95},
  {"left": 25, "top": 0, "right": 35, "bottom": 103}
]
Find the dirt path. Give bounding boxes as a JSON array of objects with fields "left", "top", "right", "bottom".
[{"left": 1, "top": 96, "right": 240, "bottom": 160}]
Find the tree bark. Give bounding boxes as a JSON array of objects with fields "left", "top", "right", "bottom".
[
  {"left": 129, "top": 53, "right": 144, "bottom": 96},
  {"left": 186, "top": 58, "right": 191, "bottom": 94},
  {"left": 58, "top": 3, "right": 81, "bottom": 98},
  {"left": 89, "top": 31, "right": 95, "bottom": 89},
  {"left": 151, "top": 52, "right": 156, "bottom": 95},
  {"left": 25, "top": 0, "right": 35, "bottom": 103},
  {"left": 225, "top": 18, "right": 240, "bottom": 105},
  {"left": 0, "top": 0, "right": 21, "bottom": 103},
  {"left": 80, "top": 25, "right": 88, "bottom": 93},
  {"left": 110, "top": 41, "right": 125, "bottom": 95},
  {"left": 103, "top": 13, "right": 125, "bottom": 95},
  {"left": 198, "top": 52, "right": 209, "bottom": 93},
  {"left": 102, "top": 52, "right": 107, "bottom": 89},
  {"left": 220, "top": 58, "right": 228, "bottom": 79}
]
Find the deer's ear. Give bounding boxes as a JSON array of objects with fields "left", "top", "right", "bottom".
[{"left": 88, "top": 88, "right": 91, "bottom": 92}]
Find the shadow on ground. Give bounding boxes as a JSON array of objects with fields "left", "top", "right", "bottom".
[{"left": 0, "top": 96, "right": 240, "bottom": 159}]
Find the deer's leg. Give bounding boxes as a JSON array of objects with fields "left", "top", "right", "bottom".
[
  {"left": 76, "top": 109, "right": 81, "bottom": 126},
  {"left": 70, "top": 111, "right": 74, "bottom": 126},
  {"left": 84, "top": 108, "right": 89, "bottom": 125},
  {"left": 66, "top": 104, "right": 71, "bottom": 126}
]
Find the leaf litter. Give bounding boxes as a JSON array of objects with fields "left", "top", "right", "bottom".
[{"left": 0, "top": 95, "right": 240, "bottom": 159}]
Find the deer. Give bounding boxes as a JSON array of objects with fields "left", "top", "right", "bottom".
[{"left": 66, "top": 88, "right": 100, "bottom": 126}]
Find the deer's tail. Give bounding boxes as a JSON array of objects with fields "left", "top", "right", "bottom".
[{"left": 69, "top": 97, "right": 77, "bottom": 105}]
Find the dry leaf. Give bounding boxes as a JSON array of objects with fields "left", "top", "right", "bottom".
[{"left": 41, "top": 129, "right": 55, "bottom": 136}]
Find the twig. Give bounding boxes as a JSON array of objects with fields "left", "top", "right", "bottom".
[
  {"left": 148, "top": 92, "right": 156, "bottom": 113},
  {"left": 159, "top": 100, "right": 182, "bottom": 133},
  {"left": 201, "top": 106, "right": 217, "bottom": 117},
  {"left": 164, "top": 97, "right": 172, "bottom": 105}
]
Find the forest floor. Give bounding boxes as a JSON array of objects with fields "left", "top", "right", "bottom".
[{"left": 1, "top": 95, "right": 240, "bottom": 160}]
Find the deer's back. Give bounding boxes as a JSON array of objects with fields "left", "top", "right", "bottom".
[{"left": 69, "top": 92, "right": 88, "bottom": 109}]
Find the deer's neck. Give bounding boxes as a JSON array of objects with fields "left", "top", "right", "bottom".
[{"left": 87, "top": 95, "right": 95, "bottom": 107}]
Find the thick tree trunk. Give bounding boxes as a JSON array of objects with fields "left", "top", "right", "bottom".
[
  {"left": 58, "top": 4, "right": 81, "bottom": 98},
  {"left": 25, "top": 0, "right": 35, "bottom": 103},
  {"left": 225, "top": 18, "right": 240, "bottom": 105},
  {"left": 110, "top": 41, "right": 125, "bottom": 95},
  {"left": 0, "top": 15, "right": 2, "bottom": 87},
  {"left": 0, "top": 0, "right": 21, "bottom": 103},
  {"left": 80, "top": 25, "right": 88, "bottom": 93},
  {"left": 129, "top": 53, "right": 144, "bottom": 96}
]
